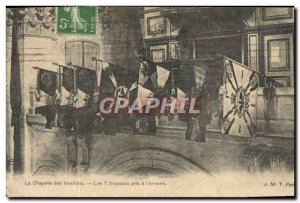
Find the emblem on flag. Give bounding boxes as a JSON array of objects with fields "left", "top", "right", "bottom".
[{"left": 222, "top": 57, "right": 259, "bottom": 137}]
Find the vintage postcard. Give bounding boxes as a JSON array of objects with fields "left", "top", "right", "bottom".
[{"left": 6, "top": 6, "right": 295, "bottom": 197}]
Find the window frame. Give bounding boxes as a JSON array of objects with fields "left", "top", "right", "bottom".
[
  {"left": 65, "top": 40, "right": 100, "bottom": 69},
  {"left": 264, "top": 34, "right": 294, "bottom": 87}
]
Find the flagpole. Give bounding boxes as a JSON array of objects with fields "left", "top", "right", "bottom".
[
  {"left": 53, "top": 62, "right": 75, "bottom": 70},
  {"left": 92, "top": 57, "right": 98, "bottom": 89},
  {"left": 67, "top": 63, "right": 94, "bottom": 71},
  {"left": 91, "top": 57, "right": 134, "bottom": 72},
  {"left": 91, "top": 57, "right": 103, "bottom": 89},
  {"left": 66, "top": 62, "right": 78, "bottom": 94},
  {"left": 58, "top": 66, "right": 62, "bottom": 93},
  {"left": 33, "top": 66, "right": 59, "bottom": 73}
]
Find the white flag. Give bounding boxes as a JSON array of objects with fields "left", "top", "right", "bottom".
[
  {"left": 137, "top": 84, "right": 153, "bottom": 106},
  {"left": 156, "top": 65, "right": 170, "bottom": 88},
  {"left": 177, "top": 87, "right": 186, "bottom": 100}
]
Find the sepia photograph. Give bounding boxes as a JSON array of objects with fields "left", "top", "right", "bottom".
[{"left": 5, "top": 6, "right": 295, "bottom": 198}]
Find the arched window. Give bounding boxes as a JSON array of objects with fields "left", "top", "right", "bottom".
[{"left": 65, "top": 40, "right": 99, "bottom": 69}]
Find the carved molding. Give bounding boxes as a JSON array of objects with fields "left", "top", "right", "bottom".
[
  {"left": 33, "top": 160, "right": 65, "bottom": 176},
  {"left": 244, "top": 147, "right": 293, "bottom": 174},
  {"left": 7, "top": 7, "right": 55, "bottom": 36},
  {"left": 100, "top": 148, "right": 208, "bottom": 176}
]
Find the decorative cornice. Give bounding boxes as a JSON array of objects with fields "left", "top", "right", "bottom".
[{"left": 7, "top": 7, "right": 56, "bottom": 36}]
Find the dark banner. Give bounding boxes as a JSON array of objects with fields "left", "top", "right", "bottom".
[
  {"left": 109, "top": 64, "right": 138, "bottom": 87},
  {"left": 62, "top": 67, "right": 74, "bottom": 92},
  {"left": 37, "top": 69, "right": 57, "bottom": 96},
  {"left": 77, "top": 67, "right": 96, "bottom": 94}
]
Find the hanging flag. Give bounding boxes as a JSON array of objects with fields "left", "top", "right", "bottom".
[
  {"left": 34, "top": 68, "right": 57, "bottom": 107},
  {"left": 100, "top": 61, "right": 118, "bottom": 87},
  {"left": 263, "top": 78, "right": 276, "bottom": 131},
  {"left": 175, "top": 87, "right": 187, "bottom": 112},
  {"left": 96, "top": 62, "right": 103, "bottom": 87},
  {"left": 76, "top": 88, "right": 88, "bottom": 108},
  {"left": 100, "top": 61, "right": 137, "bottom": 88},
  {"left": 74, "top": 66, "right": 96, "bottom": 108},
  {"left": 222, "top": 57, "right": 259, "bottom": 137},
  {"left": 62, "top": 67, "right": 75, "bottom": 93},
  {"left": 129, "top": 81, "right": 138, "bottom": 92},
  {"left": 112, "top": 65, "right": 137, "bottom": 87},
  {"left": 37, "top": 68, "right": 57, "bottom": 96},
  {"left": 33, "top": 68, "right": 58, "bottom": 129},
  {"left": 137, "top": 84, "right": 153, "bottom": 106},
  {"left": 34, "top": 68, "right": 55, "bottom": 105},
  {"left": 138, "top": 66, "right": 149, "bottom": 86},
  {"left": 193, "top": 65, "right": 207, "bottom": 89},
  {"left": 177, "top": 87, "right": 186, "bottom": 100},
  {"left": 138, "top": 59, "right": 171, "bottom": 91},
  {"left": 77, "top": 66, "right": 96, "bottom": 94},
  {"left": 138, "top": 59, "right": 156, "bottom": 88},
  {"left": 109, "top": 74, "right": 118, "bottom": 88},
  {"left": 58, "top": 64, "right": 97, "bottom": 131},
  {"left": 59, "top": 86, "right": 70, "bottom": 106},
  {"left": 156, "top": 65, "right": 170, "bottom": 88}
]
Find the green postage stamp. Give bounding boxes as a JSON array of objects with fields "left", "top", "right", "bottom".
[{"left": 56, "top": 6, "right": 97, "bottom": 34}]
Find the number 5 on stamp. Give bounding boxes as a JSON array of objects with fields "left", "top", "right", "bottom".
[{"left": 56, "top": 6, "right": 97, "bottom": 35}]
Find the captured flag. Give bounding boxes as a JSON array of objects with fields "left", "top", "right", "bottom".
[
  {"left": 193, "top": 65, "right": 207, "bottom": 89},
  {"left": 138, "top": 60, "right": 157, "bottom": 89},
  {"left": 129, "top": 81, "right": 138, "bottom": 92},
  {"left": 222, "top": 57, "right": 259, "bottom": 137},
  {"left": 138, "top": 59, "right": 170, "bottom": 91},
  {"left": 77, "top": 66, "right": 96, "bottom": 94},
  {"left": 102, "top": 61, "right": 118, "bottom": 88},
  {"left": 101, "top": 61, "right": 137, "bottom": 88},
  {"left": 96, "top": 62, "right": 103, "bottom": 87},
  {"left": 35, "top": 68, "right": 58, "bottom": 108},
  {"left": 176, "top": 87, "right": 186, "bottom": 102},
  {"left": 34, "top": 68, "right": 58, "bottom": 129},
  {"left": 138, "top": 66, "right": 149, "bottom": 86},
  {"left": 76, "top": 89, "right": 88, "bottom": 108},
  {"left": 97, "top": 61, "right": 138, "bottom": 105},
  {"left": 59, "top": 86, "right": 70, "bottom": 106},
  {"left": 37, "top": 68, "right": 57, "bottom": 96},
  {"left": 61, "top": 65, "right": 96, "bottom": 108},
  {"left": 156, "top": 65, "right": 170, "bottom": 88},
  {"left": 62, "top": 67, "right": 75, "bottom": 93},
  {"left": 137, "top": 84, "right": 154, "bottom": 106},
  {"left": 175, "top": 87, "right": 187, "bottom": 112}
]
